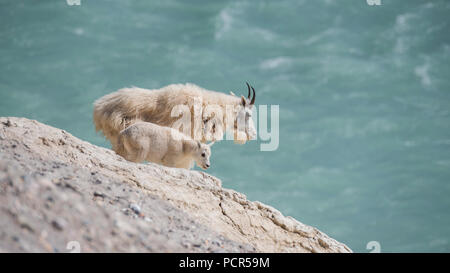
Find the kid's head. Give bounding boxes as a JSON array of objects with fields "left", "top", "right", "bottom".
[{"left": 194, "top": 141, "right": 214, "bottom": 170}]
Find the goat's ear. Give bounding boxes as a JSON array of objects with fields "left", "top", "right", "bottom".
[
  {"left": 229, "top": 91, "right": 236, "bottom": 96},
  {"left": 197, "top": 140, "right": 201, "bottom": 148},
  {"left": 241, "top": 96, "right": 247, "bottom": 106},
  {"left": 208, "top": 141, "right": 215, "bottom": 147}
]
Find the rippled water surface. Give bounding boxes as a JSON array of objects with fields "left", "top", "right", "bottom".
[{"left": 1, "top": 0, "right": 450, "bottom": 252}]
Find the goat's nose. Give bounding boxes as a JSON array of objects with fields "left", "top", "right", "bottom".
[{"left": 206, "top": 163, "right": 210, "bottom": 168}]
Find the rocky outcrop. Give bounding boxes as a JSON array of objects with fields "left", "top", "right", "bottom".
[{"left": 0, "top": 117, "right": 351, "bottom": 253}]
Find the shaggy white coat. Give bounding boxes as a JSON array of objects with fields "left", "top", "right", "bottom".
[
  {"left": 117, "top": 121, "right": 212, "bottom": 170},
  {"left": 93, "top": 83, "right": 255, "bottom": 153}
]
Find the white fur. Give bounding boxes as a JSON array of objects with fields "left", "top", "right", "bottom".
[
  {"left": 117, "top": 121, "right": 213, "bottom": 170},
  {"left": 93, "top": 83, "right": 256, "bottom": 153}
]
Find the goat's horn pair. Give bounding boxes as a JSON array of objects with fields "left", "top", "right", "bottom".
[{"left": 245, "top": 82, "right": 256, "bottom": 105}]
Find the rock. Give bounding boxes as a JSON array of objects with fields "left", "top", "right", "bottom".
[
  {"left": 129, "top": 204, "right": 141, "bottom": 215},
  {"left": 51, "top": 218, "right": 67, "bottom": 231},
  {"left": 0, "top": 117, "right": 351, "bottom": 253},
  {"left": 93, "top": 191, "right": 106, "bottom": 198}
]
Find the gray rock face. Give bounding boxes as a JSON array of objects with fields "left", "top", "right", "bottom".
[{"left": 0, "top": 117, "right": 351, "bottom": 253}]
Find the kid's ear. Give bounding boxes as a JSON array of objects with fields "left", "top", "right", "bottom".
[
  {"left": 241, "top": 96, "right": 247, "bottom": 106},
  {"left": 208, "top": 141, "right": 215, "bottom": 147},
  {"left": 197, "top": 140, "right": 201, "bottom": 148}
]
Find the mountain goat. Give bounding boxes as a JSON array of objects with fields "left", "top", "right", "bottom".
[
  {"left": 93, "top": 83, "right": 256, "bottom": 153},
  {"left": 117, "top": 122, "right": 213, "bottom": 170}
]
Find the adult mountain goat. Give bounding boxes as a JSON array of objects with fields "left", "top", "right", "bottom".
[
  {"left": 117, "top": 122, "right": 213, "bottom": 170},
  {"left": 93, "top": 83, "right": 257, "bottom": 153}
]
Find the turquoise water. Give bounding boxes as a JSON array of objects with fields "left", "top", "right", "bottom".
[{"left": 1, "top": 0, "right": 450, "bottom": 252}]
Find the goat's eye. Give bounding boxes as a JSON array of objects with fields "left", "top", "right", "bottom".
[{"left": 201, "top": 153, "right": 206, "bottom": 157}]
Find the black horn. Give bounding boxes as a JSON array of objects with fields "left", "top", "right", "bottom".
[
  {"left": 246, "top": 82, "right": 251, "bottom": 99},
  {"left": 250, "top": 85, "right": 256, "bottom": 105}
]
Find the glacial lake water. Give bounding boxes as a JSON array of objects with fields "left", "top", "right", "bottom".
[{"left": 1, "top": 0, "right": 449, "bottom": 252}]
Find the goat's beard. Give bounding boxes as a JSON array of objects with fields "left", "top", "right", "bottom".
[{"left": 233, "top": 130, "right": 248, "bottom": 144}]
